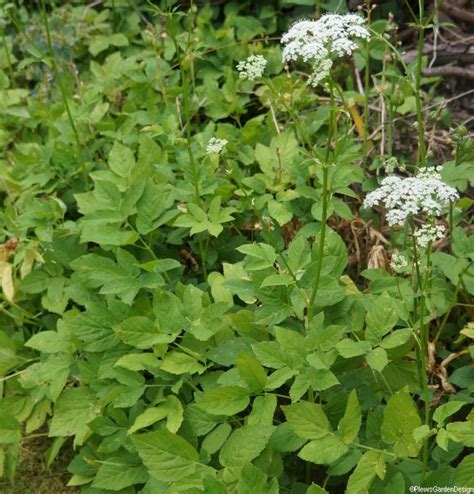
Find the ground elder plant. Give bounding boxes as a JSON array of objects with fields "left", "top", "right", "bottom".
[{"left": 0, "top": 1, "right": 473, "bottom": 493}]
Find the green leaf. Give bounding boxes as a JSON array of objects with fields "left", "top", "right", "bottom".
[
  {"left": 25, "top": 330, "right": 72, "bottom": 354},
  {"left": 160, "top": 351, "right": 204, "bottom": 375},
  {"left": 382, "top": 472, "right": 406, "bottom": 493},
  {"left": 433, "top": 401, "right": 467, "bottom": 427},
  {"left": 0, "top": 331, "right": 19, "bottom": 377},
  {"left": 346, "top": 451, "right": 385, "bottom": 494},
  {"left": 268, "top": 199, "right": 292, "bottom": 226},
  {"left": 248, "top": 395, "right": 277, "bottom": 426},
  {"left": 413, "top": 424, "right": 435, "bottom": 443},
  {"left": 0, "top": 412, "right": 21, "bottom": 444},
  {"left": 201, "top": 423, "right": 232, "bottom": 456},
  {"left": 310, "top": 369, "right": 339, "bottom": 391},
  {"left": 238, "top": 463, "right": 278, "bottom": 494},
  {"left": 236, "top": 352, "right": 267, "bottom": 391},
  {"left": 19, "top": 355, "right": 71, "bottom": 402},
  {"left": 113, "top": 316, "right": 163, "bottom": 349},
  {"left": 365, "top": 293, "right": 399, "bottom": 345},
  {"left": 132, "top": 430, "right": 207, "bottom": 482},
  {"left": 183, "top": 406, "right": 219, "bottom": 438},
  {"left": 196, "top": 386, "right": 250, "bottom": 416},
  {"left": 108, "top": 141, "right": 136, "bottom": 178},
  {"left": 153, "top": 289, "right": 186, "bottom": 335},
  {"left": 266, "top": 367, "right": 296, "bottom": 390},
  {"left": 298, "top": 434, "right": 349, "bottom": 464},
  {"left": 446, "top": 421, "right": 474, "bottom": 447},
  {"left": 71, "top": 252, "right": 141, "bottom": 304},
  {"left": 328, "top": 449, "right": 361, "bottom": 477},
  {"left": 80, "top": 223, "right": 139, "bottom": 247},
  {"left": 310, "top": 323, "right": 346, "bottom": 352},
  {"left": 92, "top": 454, "right": 148, "bottom": 490},
  {"left": 174, "top": 198, "right": 234, "bottom": 238},
  {"left": 255, "top": 131, "right": 299, "bottom": 181},
  {"left": 260, "top": 273, "right": 294, "bottom": 288},
  {"left": 253, "top": 342, "right": 287, "bottom": 370},
  {"left": 164, "top": 396, "right": 184, "bottom": 434},
  {"left": 455, "top": 453, "right": 474, "bottom": 487},
  {"left": 287, "top": 235, "right": 311, "bottom": 273},
  {"left": 237, "top": 243, "right": 276, "bottom": 271},
  {"left": 61, "top": 304, "right": 121, "bottom": 352},
  {"left": 366, "top": 347, "right": 389, "bottom": 372},
  {"left": 128, "top": 406, "right": 169, "bottom": 435},
  {"left": 219, "top": 424, "right": 274, "bottom": 471},
  {"left": 380, "top": 329, "right": 413, "bottom": 349},
  {"left": 89, "top": 33, "right": 129, "bottom": 56},
  {"left": 49, "top": 388, "right": 98, "bottom": 445},
  {"left": 381, "top": 391, "right": 422, "bottom": 457},
  {"left": 136, "top": 182, "right": 174, "bottom": 235},
  {"left": 336, "top": 339, "right": 371, "bottom": 358},
  {"left": 289, "top": 374, "right": 311, "bottom": 402},
  {"left": 268, "top": 423, "right": 306, "bottom": 453},
  {"left": 114, "top": 353, "right": 160, "bottom": 371},
  {"left": 436, "top": 428, "right": 450, "bottom": 451},
  {"left": 282, "top": 401, "right": 330, "bottom": 439},
  {"left": 338, "top": 390, "right": 361, "bottom": 444}
]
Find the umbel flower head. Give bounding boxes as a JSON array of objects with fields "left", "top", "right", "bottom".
[
  {"left": 414, "top": 223, "right": 446, "bottom": 248},
  {"left": 237, "top": 55, "right": 267, "bottom": 81},
  {"left": 390, "top": 251, "right": 408, "bottom": 272},
  {"left": 206, "top": 137, "right": 228, "bottom": 155},
  {"left": 281, "top": 14, "right": 369, "bottom": 86},
  {"left": 363, "top": 167, "right": 459, "bottom": 227}
]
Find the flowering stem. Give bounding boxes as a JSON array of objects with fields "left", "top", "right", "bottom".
[
  {"left": 307, "top": 82, "right": 335, "bottom": 323},
  {"left": 166, "top": 7, "right": 208, "bottom": 280},
  {"left": 40, "top": 0, "right": 89, "bottom": 191},
  {"left": 414, "top": 0, "right": 427, "bottom": 170},
  {"left": 166, "top": 13, "right": 200, "bottom": 205},
  {"left": 410, "top": 222, "right": 430, "bottom": 473},
  {"left": 363, "top": 0, "right": 372, "bottom": 167}
]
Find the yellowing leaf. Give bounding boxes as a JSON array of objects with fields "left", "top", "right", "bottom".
[{"left": 0, "top": 262, "right": 15, "bottom": 302}]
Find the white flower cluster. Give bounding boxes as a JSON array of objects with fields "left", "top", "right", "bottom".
[
  {"left": 390, "top": 251, "right": 408, "bottom": 272},
  {"left": 236, "top": 55, "right": 267, "bottom": 81},
  {"left": 414, "top": 223, "right": 446, "bottom": 248},
  {"left": 206, "top": 137, "right": 228, "bottom": 155},
  {"left": 281, "top": 14, "right": 369, "bottom": 86},
  {"left": 363, "top": 169, "right": 459, "bottom": 226}
]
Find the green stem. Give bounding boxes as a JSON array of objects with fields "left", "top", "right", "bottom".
[
  {"left": 363, "top": 0, "right": 371, "bottom": 167},
  {"left": 166, "top": 7, "right": 207, "bottom": 279},
  {"left": 40, "top": 1, "right": 89, "bottom": 190},
  {"left": 167, "top": 18, "right": 200, "bottom": 204},
  {"left": 414, "top": 0, "right": 427, "bottom": 170},
  {"left": 410, "top": 222, "right": 430, "bottom": 473},
  {"left": 307, "top": 83, "right": 335, "bottom": 323},
  {"left": 387, "top": 100, "right": 394, "bottom": 157},
  {"left": 1, "top": 32, "right": 13, "bottom": 84}
]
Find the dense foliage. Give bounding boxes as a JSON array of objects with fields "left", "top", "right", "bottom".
[{"left": 0, "top": 1, "right": 472, "bottom": 493}]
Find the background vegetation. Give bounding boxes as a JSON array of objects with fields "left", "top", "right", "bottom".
[{"left": 0, "top": 0, "right": 472, "bottom": 493}]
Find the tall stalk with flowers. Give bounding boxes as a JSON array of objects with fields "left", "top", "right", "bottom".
[
  {"left": 279, "top": 14, "right": 370, "bottom": 323},
  {"left": 364, "top": 166, "right": 459, "bottom": 469}
]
